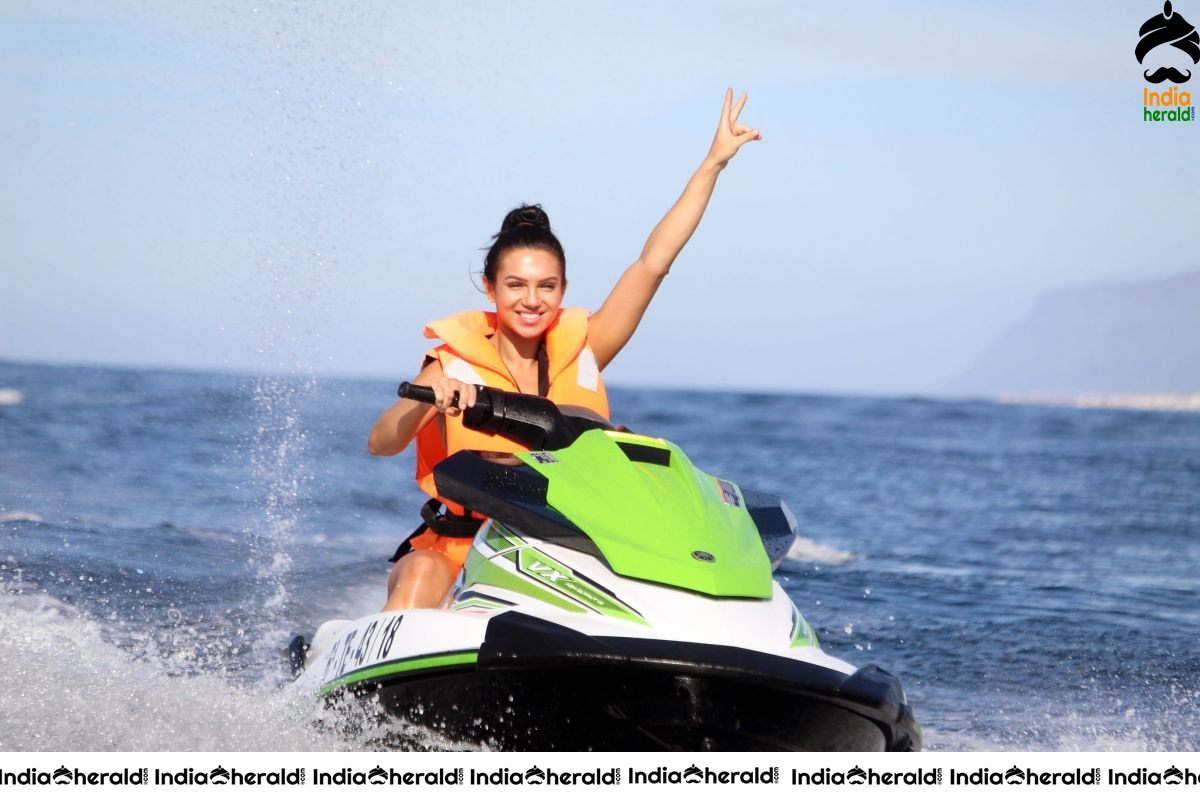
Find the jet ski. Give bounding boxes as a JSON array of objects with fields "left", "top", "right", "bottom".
[{"left": 292, "top": 383, "right": 921, "bottom": 751}]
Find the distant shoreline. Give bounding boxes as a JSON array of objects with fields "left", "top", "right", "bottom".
[{"left": 998, "top": 394, "right": 1200, "bottom": 412}]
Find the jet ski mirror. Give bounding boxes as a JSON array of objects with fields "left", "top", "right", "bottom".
[{"left": 398, "top": 382, "right": 578, "bottom": 451}]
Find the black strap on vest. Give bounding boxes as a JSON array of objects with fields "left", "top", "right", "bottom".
[
  {"left": 420, "top": 498, "right": 481, "bottom": 537},
  {"left": 387, "top": 498, "right": 483, "bottom": 563},
  {"left": 536, "top": 338, "right": 550, "bottom": 398}
]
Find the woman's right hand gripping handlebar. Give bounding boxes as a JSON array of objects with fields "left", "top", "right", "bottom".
[
  {"left": 368, "top": 360, "right": 477, "bottom": 456},
  {"left": 425, "top": 375, "right": 477, "bottom": 417}
]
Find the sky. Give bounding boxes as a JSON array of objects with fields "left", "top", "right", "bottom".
[{"left": 1, "top": 1, "right": 1196, "bottom": 395}]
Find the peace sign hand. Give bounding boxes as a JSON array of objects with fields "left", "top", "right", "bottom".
[{"left": 707, "top": 88, "right": 761, "bottom": 168}]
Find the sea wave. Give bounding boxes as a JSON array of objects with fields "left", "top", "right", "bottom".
[
  {"left": 999, "top": 393, "right": 1200, "bottom": 412},
  {"left": 160, "top": 520, "right": 239, "bottom": 544},
  {"left": 0, "top": 511, "right": 43, "bottom": 524},
  {"left": 0, "top": 582, "right": 374, "bottom": 751},
  {"left": 785, "top": 536, "right": 858, "bottom": 565}
]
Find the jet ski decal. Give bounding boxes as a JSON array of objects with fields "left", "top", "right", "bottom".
[
  {"left": 482, "top": 522, "right": 526, "bottom": 554},
  {"left": 452, "top": 591, "right": 515, "bottom": 612},
  {"left": 319, "top": 649, "right": 479, "bottom": 695},
  {"left": 464, "top": 542, "right": 646, "bottom": 624},
  {"left": 514, "top": 547, "right": 645, "bottom": 625},
  {"left": 715, "top": 478, "right": 742, "bottom": 507},
  {"left": 789, "top": 605, "right": 817, "bottom": 648},
  {"left": 465, "top": 548, "right": 588, "bottom": 615}
]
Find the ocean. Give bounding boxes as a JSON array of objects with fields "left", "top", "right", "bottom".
[{"left": 1, "top": 359, "right": 1197, "bottom": 751}]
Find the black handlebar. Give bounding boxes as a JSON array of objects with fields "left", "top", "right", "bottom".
[
  {"left": 397, "top": 381, "right": 436, "bottom": 404},
  {"left": 396, "top": 381, "right": 585, "bottom": 450}
]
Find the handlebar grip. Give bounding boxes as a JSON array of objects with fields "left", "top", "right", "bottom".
[{"left": 397, "top": 382, "right": 437, "bottom": 403}]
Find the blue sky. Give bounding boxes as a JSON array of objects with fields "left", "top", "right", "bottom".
[{"left": 1, "top": 1, "right": 1195, "bottom": 394}]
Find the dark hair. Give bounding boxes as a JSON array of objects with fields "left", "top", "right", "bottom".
[{"left": 483, "top": 204, "right": 566, "bottom": 283}]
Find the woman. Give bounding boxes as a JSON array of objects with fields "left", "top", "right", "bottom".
[{"left": 368, "top": 88, "right": 760, "bottom": 611}]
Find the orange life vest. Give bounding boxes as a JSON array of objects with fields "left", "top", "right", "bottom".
[{"left": 414, "top": 308, "right": 610, "bottom": 506}]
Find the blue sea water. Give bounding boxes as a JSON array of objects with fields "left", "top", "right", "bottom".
[{"left": 1, "top": 359, "right": 1197, "bottom": 751}]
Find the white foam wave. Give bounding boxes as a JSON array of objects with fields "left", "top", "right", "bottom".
[
  {"left": 998, "top": 393, "right": 1200, "bottom": 413},
  {"left": 0, "top": 585, "right": 378, "bottom": 751},
  {"left": 0, "top": 388, "right": 23, "bottom": 406},
  {"left": 919, "top": 692, "right": 1200, "bottom": 752},
  {"left": 0, "top": 511, "right": 43, "bottom": 524},
  {"left": 785, "top": 536, "right": 858, "bottom": 565}
]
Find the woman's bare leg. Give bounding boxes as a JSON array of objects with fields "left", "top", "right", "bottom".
[{"left": 383, "top": 549, "right": 457, "bottom": 611}]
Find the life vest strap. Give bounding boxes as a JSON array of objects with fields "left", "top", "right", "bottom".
[
  {"left": 387, "top": 498, "right": 483, "bottom": 563},
  {"left": 419, "top": 498, "right": 482, "bottom": 538},
  {"left": 537, "top": 338, "right": 549, "bottom": 397}
]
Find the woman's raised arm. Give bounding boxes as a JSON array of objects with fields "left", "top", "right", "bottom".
[{"left": 587, "top": 88, "right": 761, "bottom": 370}]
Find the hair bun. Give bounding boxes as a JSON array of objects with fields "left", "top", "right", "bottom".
[
  {"left": 500, "top": 204, "right": 551, "bottom": 234},
  {"left": 482, "top": 202, "right": 566, "bottom": 283}
]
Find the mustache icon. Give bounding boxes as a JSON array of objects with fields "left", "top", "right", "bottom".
[{"left": 1145, "top": 66, "right": 1193, "bottom": 82}]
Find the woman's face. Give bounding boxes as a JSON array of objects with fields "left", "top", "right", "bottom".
[{"left": 485, "top": 247, "right": 566, "bottom": 340}]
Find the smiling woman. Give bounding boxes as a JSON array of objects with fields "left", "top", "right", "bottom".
[{"left": 367, "top": 88, "right": 761, "bottom": 611}]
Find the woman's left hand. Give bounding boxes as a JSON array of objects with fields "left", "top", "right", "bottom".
[{"left": 707, "top": 87, "right": 761, "bottom": 168}]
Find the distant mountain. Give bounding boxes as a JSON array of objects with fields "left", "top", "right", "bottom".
[{"left": 949, "top": 270, "right": 1200, "bottom": 395}]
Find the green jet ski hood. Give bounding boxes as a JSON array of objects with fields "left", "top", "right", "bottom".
[{"left": 507, "top": 430, "right": 774, "bottom": 599}]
